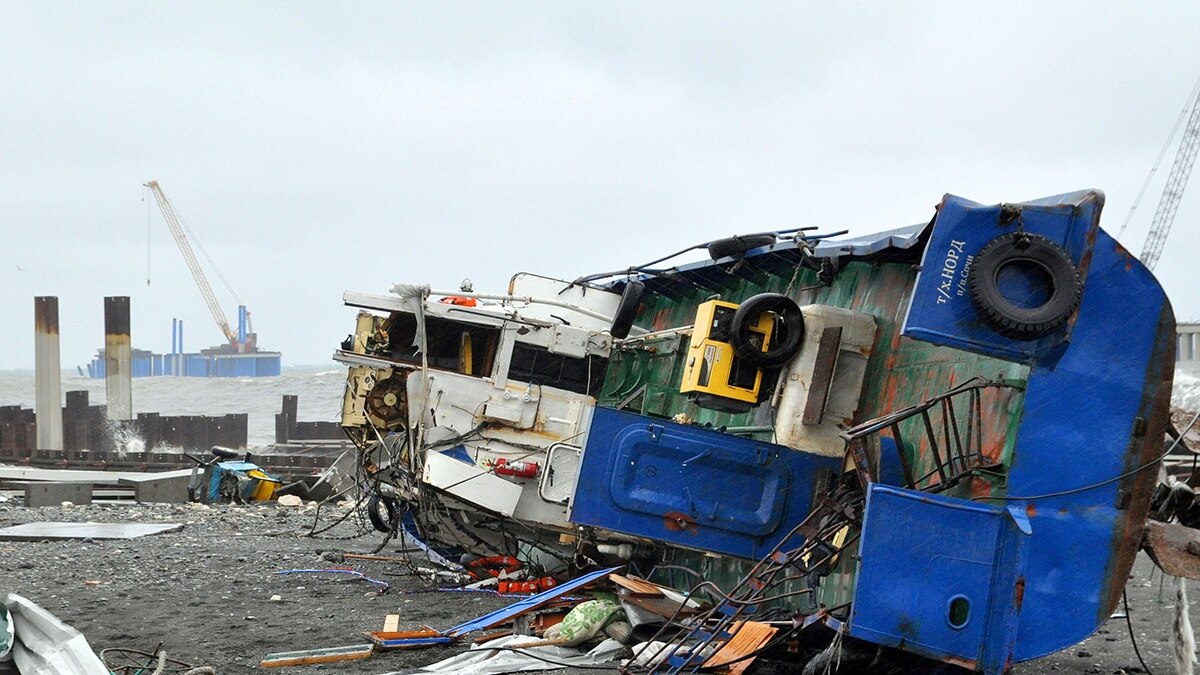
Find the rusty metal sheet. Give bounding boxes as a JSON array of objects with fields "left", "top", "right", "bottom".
[
  {"left": 1143, "top": 520, "right": 1200, "bottom": 580},
  {"left": 801, "top": 326, "right": 842, "bottom": 425}
]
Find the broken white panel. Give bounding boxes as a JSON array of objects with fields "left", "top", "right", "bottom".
[
  {"left": 422, "top": 452, "right": 523, "bottom": 517},
  {"left": 383, "top": 634, "right": 624, "bottom": 675},
  {"left": 507, "top": 273, "right": 624, "bottom": 333},
  {"left": 4, "top": 593, "right": 108, "bottom": 675},
  {"left": 774, "top": 305, "right": 877, "bottom": 457}
]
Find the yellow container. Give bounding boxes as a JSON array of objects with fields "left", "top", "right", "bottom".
[{"left": 679, "top": 299, "right": 774, "bottom": 410}]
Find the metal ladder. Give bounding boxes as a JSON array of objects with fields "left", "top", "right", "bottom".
[{"left": 630, "top": 477, "right": 865, "bottom": 674}]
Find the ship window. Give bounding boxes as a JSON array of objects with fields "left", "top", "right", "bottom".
[
  {"left": 509, "top": 343, "right": 607, "bottom": 396},
  {"left": 385, "top": 313, "right": 499, "bottom": 377},
  {"left": 947, "top": 595, "right": 971, "bottom": 629}
]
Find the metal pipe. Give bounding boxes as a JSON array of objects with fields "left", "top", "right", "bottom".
[
  {"left": 105, "top": 296, "right": 133, "bottom": 420},
  {"left": 615, "top": 324, "right": 694, "bottom": 345},
  {"left": 426, "top": 289, "right": 615, "bottom": 323},
  {"left": 34, "top": 297, "right": 63, "bottom": 450}
]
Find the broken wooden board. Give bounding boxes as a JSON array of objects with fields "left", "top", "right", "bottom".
[
  {"left": 620, "top": 589, "right": 702, "bottom": 620},
  {"left": 608, "top": 573, "right": 664, "bottom": 597},
  {"left": 346, "top": 553, "right": 412, "bottom": 563},
  {"left": 383, "top": 614, "right": 400, "bottom": 632},
  {"left": 366, "top": 628, "right": 452, "bottom": 650},
  {"left": 702, "top": 621, "right": 779, "bottom": 675},
  {"left": 0, "top": 522, "right": 183, "bottom": 541},
  {"left": 260, "top": 644, "right": 374, "bottom": 668}
]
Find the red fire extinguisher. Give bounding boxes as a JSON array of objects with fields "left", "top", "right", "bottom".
[{"left": 494, "top": 458, "right": 539, "bottom": 479}]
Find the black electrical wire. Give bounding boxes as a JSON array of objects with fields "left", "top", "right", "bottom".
[
  {"left": 973, "top": 410, "right": 1200, "bottom": 503},
  {"left": 573, "top": 227, "right": 842, "bottom": 285},
  {"left": 1122, "top": 588, "right": 1155, "bottom": 675}
]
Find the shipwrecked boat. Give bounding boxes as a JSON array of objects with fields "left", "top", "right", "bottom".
[{"left": 332, "top": 189, "right": 1185, "bottom": 673}]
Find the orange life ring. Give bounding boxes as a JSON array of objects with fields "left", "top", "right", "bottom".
[{"left": 466, "top": 555, "right": 522, "bottom": 579}]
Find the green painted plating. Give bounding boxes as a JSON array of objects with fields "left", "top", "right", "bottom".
[{"left": 599, "top": 257, "right": 1029, "bottom": 608}]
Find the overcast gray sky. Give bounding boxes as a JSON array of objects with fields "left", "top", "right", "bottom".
[{"left": 2, "top": 2, "right": 1199, "bottom": 371}]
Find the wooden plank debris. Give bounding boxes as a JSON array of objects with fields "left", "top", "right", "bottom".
[
  {"left": 366, "top": 628, "right": 452, "bottom": 651},
  {"left": 702, "top": 621, "right": 779, "bottom": 675},
  {"left": 608, "top": 573, "right": 665, "bottom": 597},
  {"left": 260, "top": 644, "right": 374, "bottom": 668}
]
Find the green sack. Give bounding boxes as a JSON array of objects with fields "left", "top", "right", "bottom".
[{"left": 542, "top": 599, "right": 624, "bottom": 647}]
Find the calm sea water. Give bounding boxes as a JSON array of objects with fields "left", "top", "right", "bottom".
[
  {"left": 0, "top": 365, "right": 347, "bottom": 447},
  {"left": 2, "top": 364, "right": 1198, "bottom": 448}
]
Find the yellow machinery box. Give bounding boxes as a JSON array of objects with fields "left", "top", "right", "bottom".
[{"left": 680, "top": 299, "right": 775, "bottom": 411}]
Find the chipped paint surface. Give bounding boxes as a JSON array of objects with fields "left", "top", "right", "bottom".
[
  {"left": 599, "top": 256, "right": 1026, "bottom": 608},
  {"left": 332, "top": 191, "right": 1176, "bottom": 674}
]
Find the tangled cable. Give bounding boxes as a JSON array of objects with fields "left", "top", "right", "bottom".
[{"left": 99, "top": 646, "right": 215, "bottom": 675}]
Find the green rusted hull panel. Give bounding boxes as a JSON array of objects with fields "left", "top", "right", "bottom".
[{"left": 601, "top": 258, "right": 1027, "bottom": 607}]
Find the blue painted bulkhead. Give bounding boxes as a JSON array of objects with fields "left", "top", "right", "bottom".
[
  {"left": 849, "top": 485, "right": 1030, "bottom": 673},
  {"left": 570, "top": 407, "right": 843, "bottom": 559},
  {"left": 857, "top": 189, "right": 1177, "bottom": 667}
]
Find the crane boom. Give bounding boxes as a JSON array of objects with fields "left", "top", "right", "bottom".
[
  {"left": 1140, "top": 84, "right": 1200, "bottom": 271},
  {"left": 145, "top": 180, "right": 237, "bottom": 346}
]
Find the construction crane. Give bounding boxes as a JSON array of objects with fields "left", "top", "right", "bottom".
[
  {"left": 1139, "top": 80, "right": 1200, "bottom": 271},
  {"left": 145, "top": 180, "right": 255, "bottom": 352}
]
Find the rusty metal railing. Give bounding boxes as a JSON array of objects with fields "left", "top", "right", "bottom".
[{"left": 841, "top": 377, "right": 1022, "bottom": 494}]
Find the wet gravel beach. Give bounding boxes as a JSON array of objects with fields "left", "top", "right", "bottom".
[{"left": 0, "top": 498, "right": 1193, "bottom": 675}]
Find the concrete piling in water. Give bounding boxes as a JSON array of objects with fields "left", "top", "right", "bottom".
[
  {"left": 34, "top": 296, "right": 64, "bottom": 451},
  {"left": 105, "top": 296, "right": 133, "bottom": 421},
  {"left": 1179, "top": 324, "right": 1200, "bottom": 363}
]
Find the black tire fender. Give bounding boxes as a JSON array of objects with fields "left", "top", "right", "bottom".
[
  {"left": 610, "top": 280, "right": 645, "bottom": 339},
  {"left": 367, "top": 493, "right": 400, "bottom": 533},
  {"left": 730, "top": 293, "right": 805, "bottom": 367},
  {"left": 968, "top": 232, "right": 1082, "bottom": 340},
  {"left": 707, "top": 234, "right": 776, "bottom": 260}
]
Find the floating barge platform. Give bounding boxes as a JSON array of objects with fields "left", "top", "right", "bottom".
[{"left": 84, "top": 346, "right": 281, "bottom": 378}]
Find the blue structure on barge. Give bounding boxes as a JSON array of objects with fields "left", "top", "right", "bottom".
[{"left": 85, "top": 313, "right": 281, "bottom": 378}]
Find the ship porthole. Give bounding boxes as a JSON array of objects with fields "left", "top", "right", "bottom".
[{"left": 947, "top": 594, "right": 971, "bottom": 630}]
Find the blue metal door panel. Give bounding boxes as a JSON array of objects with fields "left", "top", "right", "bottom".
[
  {"left": 570, "top": 407, "right": 842, "bottom": 559},
  {"left": 608, "top": 424, "right": 788, "bottom": 536},
  {"left": 849, "top": 485, "right": 1028, "bottom": 673}
]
